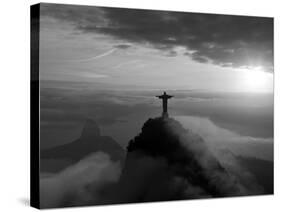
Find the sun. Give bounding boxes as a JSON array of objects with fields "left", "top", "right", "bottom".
[{"left": 240, "top": 67, "right": 273, "bottom": 92}]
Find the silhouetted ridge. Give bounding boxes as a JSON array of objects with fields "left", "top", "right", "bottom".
[
  {"left": 128, "top": 117, "right": 191, "bottom": 163},
  {"left": 41, "top": 119, "right": 125, "bottom": 172},
  {"left": 121, "top": 117, "right": 247, "bottom": 200},
  {"left": 127, "top": 117, "right": 220, "bottom": 167}
]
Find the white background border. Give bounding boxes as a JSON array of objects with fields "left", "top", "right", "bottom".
[{"left": 0, "top": 0, "right": 280, "bottom": 211}]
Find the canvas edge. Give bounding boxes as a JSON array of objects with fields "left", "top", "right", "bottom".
[{"left": 30, "top": 3, "right": 40, "bottom": 209}]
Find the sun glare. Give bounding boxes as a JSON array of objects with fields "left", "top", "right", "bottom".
[{"left": 240, "top": 67, "right": 273, "bottom": 92}]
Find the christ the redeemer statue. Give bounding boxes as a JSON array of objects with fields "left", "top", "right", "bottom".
[{"left": 156, "top": 91, "right": 173, "bottom": 118}]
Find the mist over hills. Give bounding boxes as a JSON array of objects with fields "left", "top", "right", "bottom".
[
  {"left": 112, "top": 117, "right": 263, "bottom": 203},
  {"left": 40, "top": 117, "right": 273, "bottom": 208}
]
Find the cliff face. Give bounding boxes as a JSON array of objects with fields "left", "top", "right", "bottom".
[{"left": 115, "top": 117, "right": 257, "bottom": 203}]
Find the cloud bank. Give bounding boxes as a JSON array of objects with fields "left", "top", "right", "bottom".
[
  {"left": 41, "top": 3, "right": 273, "bottom": 72},
  {"left": 40, "top": 152, "right": 121, "bottom": 208},
  {"left": 175, "top": 115, "right": 273, "bottom": 161}
]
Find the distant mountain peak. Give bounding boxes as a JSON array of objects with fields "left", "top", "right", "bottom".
[
  {"left": 41, "top": 118, "right": 125, "bottom": 173},
  {"left": 81, "top": 119, "right": 101, "bottom": 139}
]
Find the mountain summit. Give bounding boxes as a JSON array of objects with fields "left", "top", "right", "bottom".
[
  {"left": 80, "top": 119, "right": 101, "bottom": 139},
  {"left": 111, "top": 117, "right": 262, "bottom": 203}
]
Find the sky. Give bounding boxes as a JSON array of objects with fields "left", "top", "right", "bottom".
[
  {"left": 38, "top": 3, "right": 273, "bottom": 162},
  {"left": 39, "top": 3, "right": 273, "bottom": 93}
]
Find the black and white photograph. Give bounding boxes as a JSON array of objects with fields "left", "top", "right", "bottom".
[
  {"left": 2, "top": 0, "right": 281, "bottom": 211},
  {"left": 29, "top": 3, "right": 275, "bottom": 209},
  {"left": 31, "top": 3, "right": 274, "bottom": 208}
]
